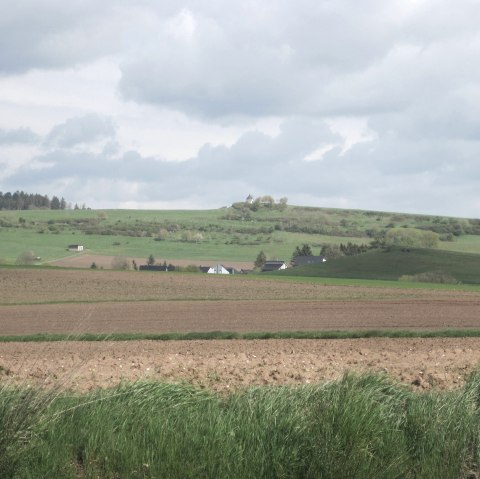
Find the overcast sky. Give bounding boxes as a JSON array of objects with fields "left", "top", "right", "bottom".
[{"left": 1, "top": 0, "right": 479, "bottom": 217}]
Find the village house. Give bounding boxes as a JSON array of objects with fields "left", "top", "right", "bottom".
[
  {"left": 67, "top": 244, "right": 84, "bottom": 252},
  {"left": 207, "top": 264, "right": 230, "bottom": 274},
  {"left": 262, "top": 260, "right": 288, "bottom": 272}
]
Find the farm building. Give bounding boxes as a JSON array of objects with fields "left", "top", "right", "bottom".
[
  {"left": 139, "top": 264, "right": 173, "bottom": 272},
  {"left": 67, "top": 245, "right": 84, "bottom": 252},
  {"left": 207, "top": 264, "right": 230, "bottom": 274},
  {"left": 292, "top": 255, "right": 327, "bottom": 267},
  {"left": 262, "top": 260, "right": 288, "bottom": 272}
]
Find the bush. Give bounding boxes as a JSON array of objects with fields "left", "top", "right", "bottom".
[
  {"left": 15, "top": 250, "right": 37, "bottom": 265},
  {"left": 111, "top": 256, "right": 130, "bottom": 270},
  {"left": 399, "top": 271, "right": 460, "bottom": 284}
]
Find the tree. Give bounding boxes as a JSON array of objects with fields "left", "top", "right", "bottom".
[
  {"left": 157, "top": 228, "right": 169, "bottom": 241},
  {"left": 147, "top": 254, "right": 155, "bottom": 265},
  {"left": 50, "top": 196, "right": 61, "bottom": 210},
  {"left": 16, "top": 250, "right": 37, "bottom": 265},
  {"left": 385, "top": 228, "right": 439, "bottom": 249},
  {"left": 260, "top": 195, "right": 274, "bottom": 207},
  {"left": 111, "top": 256, "right": 130, "bottom": 270},
  {"left": 278, "top": 197, "right": 288, "bottom": 211},
  {"left": 254, "top": 250, "right": 267, "bottom": 269},
  {"left": 293, "top": 244, "right": 312, "bottom": 257},
  {"left": 320, "top": 244, "right": 344, "bottom": 259}
]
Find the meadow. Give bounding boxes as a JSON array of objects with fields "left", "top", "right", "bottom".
[{"left": 1, "top": 204, "right": 480, "bottom": 266}]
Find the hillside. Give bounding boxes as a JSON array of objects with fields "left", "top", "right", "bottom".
[
  {"left": 276, "top": 248, "right": 480, "bottom": 284},
  {"left": 1, "top": 204, "right": 480, "bottom": 266}
]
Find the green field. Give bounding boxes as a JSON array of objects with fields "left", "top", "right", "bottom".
[
  {"left": 1, "top": 204, "right": 480, "bottom": 273},
  {"left": 276, "top": 247, "right": 480, "bottom": 284}
]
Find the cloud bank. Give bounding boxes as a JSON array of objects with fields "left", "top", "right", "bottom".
[{"left": 1, "top": 0, "right": 479, "bottom": 216}]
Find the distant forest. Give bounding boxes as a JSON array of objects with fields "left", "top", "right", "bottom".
[{"left": 0, "top": 191, "right": 68, "bottom": 210}]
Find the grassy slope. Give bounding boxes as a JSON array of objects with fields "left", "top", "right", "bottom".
[
  {"left": 1, "top": 205, "right": 480, "bottom": 265},
  {"left": 277, "top": 247, "right": 480, "bottom": 283}
]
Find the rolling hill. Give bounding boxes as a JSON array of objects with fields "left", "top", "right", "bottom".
[{"left": 276, "top": 247, "right": 480, "bottom": 284}]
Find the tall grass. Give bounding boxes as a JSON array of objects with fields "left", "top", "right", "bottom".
[{"left": 3, "top": 371, "right": 480, "bottom": 478}]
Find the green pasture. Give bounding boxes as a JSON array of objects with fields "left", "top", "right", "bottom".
[
  {"left": 4, "top": 373, "right": 480, "bottom": 478},
  {"left": 1, "top": 205, "right": 480, "bottom": 266},
  {"left": 277, "top": 247, "right": 480, "bottom": 284}
]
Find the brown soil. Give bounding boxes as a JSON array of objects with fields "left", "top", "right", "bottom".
[
  {"left": 1, "top": 300, "right": 480, "bottom": 335},
  {"left": 48, "top": 253, "right": 254, "bottom": 271},
  {"left": 2, "top": 268, "right": 480, "bottom": 392},
  {"left": 1, "top": 338, "right": 480, "bottom": 392}
]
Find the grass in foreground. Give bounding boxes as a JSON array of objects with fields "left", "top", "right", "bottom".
[{"left": 3, "top": 372, "right": 480, "bottom": 478}]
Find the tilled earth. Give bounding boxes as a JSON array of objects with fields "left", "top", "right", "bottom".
[
  {"left": 1, "top": 268, "right": 480, "bottom": 391},
  {"left": 1, "top": 338, "right": 480, "bottom": 392}
]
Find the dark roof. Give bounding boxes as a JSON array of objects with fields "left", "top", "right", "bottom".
[
  {"left": 262, "top": 260, "right": 286, "bottom": 272},
  {"left": 139, "top": 264, "right": 170, "bottom": 271}
]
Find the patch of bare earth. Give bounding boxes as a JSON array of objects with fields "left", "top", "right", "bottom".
[
  {"left": 47, "top": 253, "right": 254, "bottom": 271},
  {"left": 1, "top": 338, "right": 479, "bottom": 392}
]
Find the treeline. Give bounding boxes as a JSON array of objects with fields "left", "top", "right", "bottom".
[{"left": 0, "top": 191, "right": 67, "bottom": 210}]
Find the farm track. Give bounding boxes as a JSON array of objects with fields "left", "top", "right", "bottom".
[{"left": 1, "top": 268, "right": 480, "bottom": 391}]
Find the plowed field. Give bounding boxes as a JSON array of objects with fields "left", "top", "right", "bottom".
[{"left": 1, "top": 268, "right": 480, "bottom": 391}]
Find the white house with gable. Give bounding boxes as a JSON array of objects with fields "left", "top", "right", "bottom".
[{"left": 207, "top": 264, "right": 230, "bottom": 274}]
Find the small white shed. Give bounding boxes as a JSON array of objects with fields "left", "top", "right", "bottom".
[
  {"left": 68, "top": 244, "right": 84, "bottom": 252},
  {"left": 207, "top": 264, "right": 230, "bottom": 274}
]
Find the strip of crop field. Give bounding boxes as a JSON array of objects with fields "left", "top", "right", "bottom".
[{"left": 2, "top": 329, "right": 480, "bottom": 342}]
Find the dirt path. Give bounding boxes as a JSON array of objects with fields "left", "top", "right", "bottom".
[{"left": 1, "top": 338, "right": 480, "bottom": 392}]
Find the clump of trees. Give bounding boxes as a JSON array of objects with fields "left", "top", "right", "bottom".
[
  {"left": 0, "top": 191, "right": 67, "bottom": 210},
  {"left": 319, "top": 242, "right": 371, "bottom": 259},
  {"left": 231, "top": 196, "right": 288, "bottom": 212},
  {"left": 292, "top": 244, "right": 313, "bottom": 258},
  {"left": 385, "top": 228, "right": 439, "bottom": 249}
]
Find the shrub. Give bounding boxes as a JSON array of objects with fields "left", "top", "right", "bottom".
[
  {"left": 15, "top": 250, "right": 37, "bottom": 265},
  {"left": 111, "top": 256, "right": 130, "bottom": 270},
  {"left": 399, "top": 271, "right": 460, "bottom": 284}
]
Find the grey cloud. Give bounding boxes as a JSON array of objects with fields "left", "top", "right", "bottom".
[
  {"left": 0, "top": 127, "right": 39, "bottom": 145},
  {"left": 44, "top": 114, "right": 116, "bottom": 148},
  {"left": 4, "top": 114, "right": 480, "bottom": 216},
  {"left": 118, "top": 0, "right": 480, "bottom": 120}
]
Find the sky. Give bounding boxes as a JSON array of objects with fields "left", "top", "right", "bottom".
[{"left": 1, "top": 0, "right": 479, "bottom": 217}]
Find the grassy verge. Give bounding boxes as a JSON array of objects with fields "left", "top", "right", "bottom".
[
  {"left": 3, "top": 329, "right": 480, "bottom": 342},
  {"left": 3, "top": 372, "right": 480, "bottom": 478}
]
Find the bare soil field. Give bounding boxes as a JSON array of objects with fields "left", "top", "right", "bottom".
[
  {"left": 1, "top": 338, "right": 480, "bottom": 392},
  {"left": 48, "top": 253, "right": 254, "bottom": 271},
  {"left": 2, "top": 268, "right": 479, "bottom": 304},
  {"left": 1, "top": 299, "right": 480, "bottom": 335},
  {"left": 1, "top": 268, "right": 480, "bottom": 391}
]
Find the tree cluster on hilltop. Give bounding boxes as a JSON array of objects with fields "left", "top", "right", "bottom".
[{"left": 0, "top": 191, "right": 68, "bottom": 210}]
